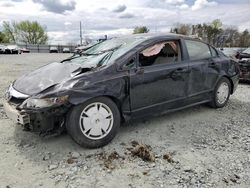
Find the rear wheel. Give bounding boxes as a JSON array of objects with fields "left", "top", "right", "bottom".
[
  {"left": 210, "top": 77, "right": 231, "bottom": 108},
  {"left": 66, "top": 97, "right": 120, "bottom": 148}
]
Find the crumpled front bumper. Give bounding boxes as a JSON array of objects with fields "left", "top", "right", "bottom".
[
  {"left": 3, "top": 99, "right": 69, "bottom": 133},
  {"left": 3, "top": 101, "right": 30, "bottom": 125}
]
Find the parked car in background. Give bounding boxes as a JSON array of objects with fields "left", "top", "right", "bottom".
[
  {"left": 3, "top": 34, "right": 240, "bottom": 148},
  {"left": 237, "top": 47, "right": 250, "bottom": 60},
  {"left": 5, "top": 45, "right": 21, "bottom": 54},
  {"left": 0, "top": 44, "right": 6, "bottom": 54},
  {"left": 49, "top": 47, "right": 58, "bottom": 53},
  {"left": 63, "top": 47, "right": 70, "bottom": 53},
  {"left": 237, "top": 48, "right": 250, "bottom": 81},
  {"left": 220, "top": 48, "right": 238, "bottom": 59},
  {"left": 20, "top": 48, "right": 30, "bottom": 53}
]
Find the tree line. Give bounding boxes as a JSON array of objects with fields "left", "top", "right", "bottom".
[
  {"left": 134, "top": 19, "right": 250, "bottom": 48},
  {"left": 170, "top": 19, "right": 250, "bottom": 48}
]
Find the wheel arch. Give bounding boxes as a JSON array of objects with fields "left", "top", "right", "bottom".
[
  {"left": 222, "top": 75, "right": 234, "bottom": 94},
  {"left": 102, "top": 95, "right": 125, "bottom": 122}
]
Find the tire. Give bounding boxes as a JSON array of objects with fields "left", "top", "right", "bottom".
[
  {"left": 209, "top": 77, "right": 231, "bottom": 108},
  {"left": 66, "top": 97, "right": 120, "bottom": 148}
]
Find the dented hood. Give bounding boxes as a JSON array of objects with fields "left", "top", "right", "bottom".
[{"left": 13, "top": 62, "right": 91, "bottom": 95}]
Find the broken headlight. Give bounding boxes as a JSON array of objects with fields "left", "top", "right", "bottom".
[{"left": 23, "top": 96, "right": 69, "bottom": 108}]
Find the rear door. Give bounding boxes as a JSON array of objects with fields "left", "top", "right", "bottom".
[
  {"left": 184, "top": 39, "right": 217, "bottom": 101},
  {"left": 206, "top": 46, "right": 221, "bottom": 90}
]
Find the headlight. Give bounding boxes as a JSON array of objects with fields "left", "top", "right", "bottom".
[{"left": 23, "top": 95, "right": 68, "bottom": 108}]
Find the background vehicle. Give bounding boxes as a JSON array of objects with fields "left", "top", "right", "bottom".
[
  {"left": 5, "top": 45, "right": 21, "bottom": 54},
  {"left": 237, "top": 48, "right": 250, "bottom": 81},
  {"left": 49, "top": 47, "right": 58, "bottom": 53},
  {"left": 219, "top": 48, "right": 246, "bottom": 59},
  {"left": 0, "top": 44, "right": 6, "bottom": 54},
  {"left": 20, "top": 48, "right": 30, "bottom": 53},
  {"left": 63, "top": 47, "right": 70, "bottom": 53},
  {"left": 4, "top": 34, "right": 240, "bottom": 148},
  {"left": 237, "top": 47, "right": 250, "bottom": 59}
]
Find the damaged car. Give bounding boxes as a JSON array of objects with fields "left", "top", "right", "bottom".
[
  {"left": 4, "top": 33, "right": 240, "bottom": 148},
  {"left": 237, "top": 47, "right": 250, "bottom": 81}
]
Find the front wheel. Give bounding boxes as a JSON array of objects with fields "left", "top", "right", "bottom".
[
  {"left": 209, "top": 77, "right": 231, "bottom": 108},
  {"left": 66, "top": 97, "right": 120, "bottom": 148}
]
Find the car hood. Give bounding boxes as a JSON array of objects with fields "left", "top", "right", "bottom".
[{"left": 13, "top": 62, "right": 92, "bottom": 96}]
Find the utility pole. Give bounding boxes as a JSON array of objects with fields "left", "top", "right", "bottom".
[{"left": 80, "top": 21, "right": 82, "bottom": 45}]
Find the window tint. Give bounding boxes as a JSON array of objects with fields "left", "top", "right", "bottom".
[
  {"left": 185, "top": 40, "right": 211, "bottom": 61},
  {"left": 210, "top": 46, "right": 218, "bottom": 57},
  {"left": 139, "top": 41, "right": 181, "bottom": 67}
]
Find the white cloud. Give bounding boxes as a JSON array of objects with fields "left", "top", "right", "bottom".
[
  {"left": 64, "top": 21, "right": 72, "bottom": 26},
  {"left": 165, "top": 0, "right": 185, "bottom": 5},
  {"left": 191, "top": 0, "right": 217, "bottom": 11},
  {"left": 178, "top": 3, "right": 189, "bottom": 10}
]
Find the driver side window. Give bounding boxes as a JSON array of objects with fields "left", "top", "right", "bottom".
[{"left": 139, "top": 40, "right": 181, "bottom": 67}]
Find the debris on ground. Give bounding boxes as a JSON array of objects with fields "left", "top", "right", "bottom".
[
  {"left": 48, "top": 164, "right": 58, "bottom": 171},
  {"left": 129, "top": 141, "right": 155, "bottom": 162},
  {"left": 163, "top": 153, "right": 175, "bottom": 163},
  {"left": 142, "top": 171, "right": 149, "bottom": 176},
  {"left": 66, "top": 158, "right": 76, "bottom": 164},
  {"left": 42, "top": 152, "right": 51, "bottom": 161},
  {"left": 70, "top": 151, "right": 81, "bottom": 159},
  {"left": 98, "top": 151, "right": 121, "bottom": 170}
]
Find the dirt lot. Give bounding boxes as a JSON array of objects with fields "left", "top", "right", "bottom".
[{"left": 0, "top": 53, "right": 249, "bottom": 188}]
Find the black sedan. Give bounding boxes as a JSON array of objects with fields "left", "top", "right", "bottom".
[{"left": 4, "top": 34, "right": 240, "bottom": 148}]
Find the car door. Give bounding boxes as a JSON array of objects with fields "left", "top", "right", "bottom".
[
  {"left": 129, "top": 40, "right": 189, "bottom": 116},
  {"left": 205, "top": 46, "right": 221, "bottom": 90},
  {"left": 184, "top": 39, "right": 215, "bottom": 101}
]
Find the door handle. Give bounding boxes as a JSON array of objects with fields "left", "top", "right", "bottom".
[
  {"left": 174, "top": 68, "right": 189, "bottom": 73},
  {"left": 171, "top": 68, "right": 189, "bottom": 81},
  {"left": 208, "top": 62, "right": 217, "bottom": 68}
]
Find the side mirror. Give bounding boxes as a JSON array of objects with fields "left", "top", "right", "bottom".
[{"left": 122, "top": 57, "right": 136, "bottom": 70}]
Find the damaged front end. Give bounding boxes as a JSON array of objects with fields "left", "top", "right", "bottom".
[
  {"left": 3, "top": 36, "right": 145, "bottom": 137},
  {"left": 238, "top": 59, "right": 250, "bottom": 81},
  {"left": 4, "top": 84, "right": 70, "bottom": 136}
]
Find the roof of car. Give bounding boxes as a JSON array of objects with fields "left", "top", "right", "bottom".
[{"left": 115, "top": 33, "right": 192, "bottom": 41}]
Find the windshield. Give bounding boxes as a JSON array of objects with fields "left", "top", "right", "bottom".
[{"left": 65, "top": 36, "right": 147, "bottom": 67}]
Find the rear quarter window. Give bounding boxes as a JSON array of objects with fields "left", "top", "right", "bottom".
[{"left": 185, "top": 40, "right": 212, "bottom": 61}]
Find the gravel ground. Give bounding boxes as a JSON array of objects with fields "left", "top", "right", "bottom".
[{"left": 0, "top": 53, "right": 249, "bottom": 188}]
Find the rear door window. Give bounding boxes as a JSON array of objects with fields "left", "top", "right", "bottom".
[{"left": 185, "top": 40, "right": 211, "bottom": 61}]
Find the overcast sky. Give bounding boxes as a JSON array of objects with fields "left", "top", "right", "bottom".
[{"left": 0, "top": 0, "right": 249, "bottom": 44}]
